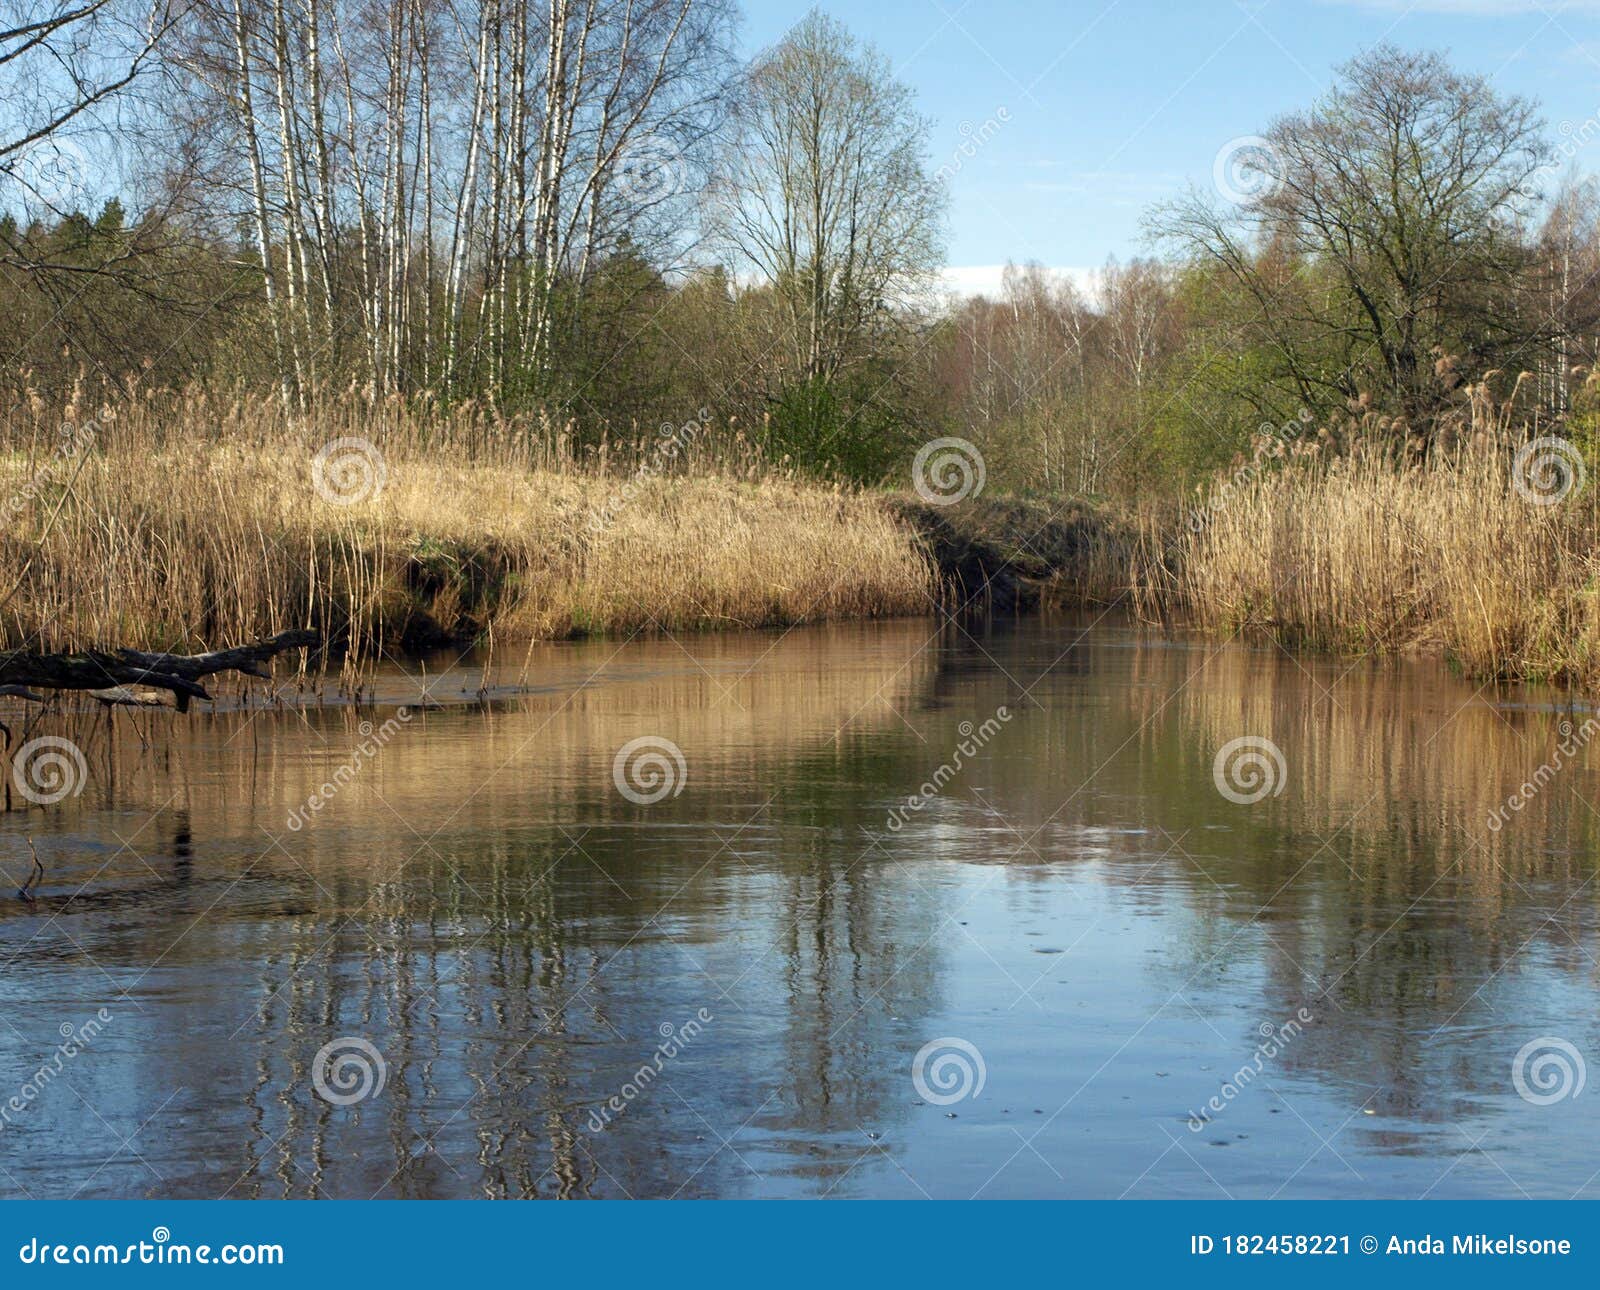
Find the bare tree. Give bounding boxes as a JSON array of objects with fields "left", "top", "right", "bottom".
[
  {"left": 0, "top": 2, "right": 209, "bottom": 395},
  {"left": 936, "top": 261, "right": 1182, "bottom": 495},
  {"left": 161, "top": 0, "right": 731, "bottom": 408},
  {"left": 1536, "top": 175, "right": 1600, "bottom": 417},
  {"left": 0, "top": 1, "right": 181, "bottom": 218},
  {"left": 708, "top": 9, "right": 945, "bottom": 390},
  {"left": 1154, "top": 46, "right": 1555, "bottom": 446}
]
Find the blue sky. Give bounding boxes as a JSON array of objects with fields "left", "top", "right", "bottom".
[{"left": 738, "top": 0, "right": 1600, "bottom": 291}]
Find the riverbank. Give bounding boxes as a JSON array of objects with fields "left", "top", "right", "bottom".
[
  {"left": 0, "top": 393, "right": 934, "bottom": 656},
  {"left": 1145, "top": 440, "right": 1600, "bottom": 686},
  {"left": 6, "top": 393, "right": 1593, "bottom": 685},
  {"left": 1, "top": 452, "right": 941, "bottom": 658},
  {"left": 897, "top": 437, "right": 1600, "bottom": 689}
]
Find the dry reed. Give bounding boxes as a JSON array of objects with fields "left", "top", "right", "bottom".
[
  {"left": 1161, "top": 435, "right": 1600, "bottom": 683},
  {"left": 0, "top": 387, "right": 936, "bottom": 656}
]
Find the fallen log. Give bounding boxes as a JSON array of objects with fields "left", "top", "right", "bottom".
[
  {"left": 87, "top": 686, "right": 174, "bottom": 707},
  {"left": 0, "top": 629, "right": 319, "bottom": 713}
]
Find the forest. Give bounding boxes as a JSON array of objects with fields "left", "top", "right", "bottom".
[
  {"left": 7, "top": 0, "right": 1600, "bottom": 1217},
  {"left": 5, "top": 2, "right": 1600, "bottom": 678}
]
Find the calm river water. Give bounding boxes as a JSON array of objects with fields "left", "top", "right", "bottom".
[{"left": 2, "top": 615, "right": 1598, "bottom": 1198}]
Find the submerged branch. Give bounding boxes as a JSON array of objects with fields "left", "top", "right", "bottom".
[{"left": 0, "top": 630, "right": 320, "bottom": 713}]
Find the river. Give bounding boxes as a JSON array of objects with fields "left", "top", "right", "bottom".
[{"left": 1, "top": 614, "right": 1597, "bottom": 1198}]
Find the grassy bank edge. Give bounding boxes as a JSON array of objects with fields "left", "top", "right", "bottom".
[{"left": 7, "top": 421, "right": 1588, "bottom": 691}]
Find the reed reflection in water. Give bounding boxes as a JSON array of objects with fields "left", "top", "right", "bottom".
[{"left": 1, "top": 617, "right": 1598, "bottom": 1198}]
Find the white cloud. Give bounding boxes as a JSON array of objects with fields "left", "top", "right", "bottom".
[{"left": 938, "top": 264, "right": 1098, "bottom": 300}]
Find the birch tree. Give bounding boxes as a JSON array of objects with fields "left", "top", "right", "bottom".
[
  {"left": 167, "top": 0, "right": 732, "bottom": 409},
  {"left": 708, "top": 11, "right": 944, "bottom": 388},
  {"left": 1, "top": 0, "right": 180, "bottom": 220}
]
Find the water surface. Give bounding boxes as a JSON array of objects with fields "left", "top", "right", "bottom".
[{"left": 2, "top": 616, "right": 1598, "bottom": 1198}]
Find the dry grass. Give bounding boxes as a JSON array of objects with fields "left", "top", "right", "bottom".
[
  {"left": 0, "top": 388, "right": 935, "bottom": 656},
  {"left": 21, "top": 383, "right": 1591, "bottom": 686},
  {"left": 1161, "top": 437, "right": 1600, "bottom": 683}
]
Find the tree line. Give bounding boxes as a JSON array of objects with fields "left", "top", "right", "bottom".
[{"left": 4, "top": 5, "right": 1600, "bottom": 492}]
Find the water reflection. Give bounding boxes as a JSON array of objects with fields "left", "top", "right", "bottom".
[{"left": 1, "top": 617, "right": 1598, "bottom": 1198}]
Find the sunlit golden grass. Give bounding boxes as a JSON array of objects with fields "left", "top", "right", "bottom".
[
  {"left": 18, "top": 384, "right": 1593, "bottom": 686},
  {"left": 0, "top": 390, "right": 936, "bottom": 655},
  {"left": 1161, "top": 439, "right": 1600, "bottom": 683}
]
